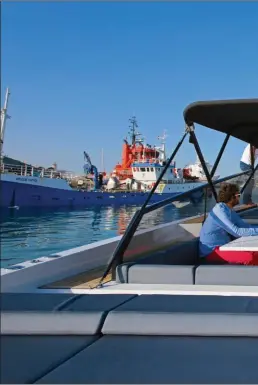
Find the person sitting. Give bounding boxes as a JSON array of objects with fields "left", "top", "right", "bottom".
[{"left": 199, "top": 183, "right": 258, "bottom": 265}]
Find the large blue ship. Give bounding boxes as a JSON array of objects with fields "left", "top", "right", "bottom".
[{"left": 0, "top": 89, "right": 205, "bottom": 209}]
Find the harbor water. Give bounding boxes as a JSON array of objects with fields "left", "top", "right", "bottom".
[
  {"left": 0, "top": 199, "right": 216, "bottom": 268},
  {"left": 3, "top": 186, "right": 258, "bottom": 269}
]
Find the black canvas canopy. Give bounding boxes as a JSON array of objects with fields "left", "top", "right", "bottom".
[{"left": 183, "top": 99, "right": 258, "bottom": 147}]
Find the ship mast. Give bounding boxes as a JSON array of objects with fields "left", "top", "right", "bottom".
[
  {"left": 128, "top": 116, "right": 142, "bottom": 145},
  {"left": 157, "top": 130, "right": 168, "bottom": 162},
  {"left": 0, "top": 88, "right": 11, "bottom": 158}
]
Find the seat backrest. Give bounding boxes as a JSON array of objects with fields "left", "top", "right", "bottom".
[
  {"left": 195, "top": 265, "right": 258, "bottom": 286},
  {"left": 116, "top": 238, "right": 200, "bottom": 283},
  {"left": 1, "top": 293, "right": 137, "bottom": 335},
  {"left": 102, "top": 294, "right": 258, "bottom": 336},
  {"left": 127, "top": 264, "right": 196, "bottom": 284}
]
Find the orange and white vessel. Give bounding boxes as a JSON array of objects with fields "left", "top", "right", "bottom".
[
  {"left": 111, "top": 117, "right": 159, "bottom": 181},
  {"left": 108, "top": 117, "right": 205, "bottom": 195}
]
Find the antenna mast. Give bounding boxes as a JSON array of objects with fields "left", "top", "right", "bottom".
[
  {"left": 128, "top": 116, "right": 141, "bottom": 145},
  {"left": 157, "top": 129, "right": 168, "bottom": 161},
  {"left": 0, "top": 88, "right": 11, "bottom": 157}
]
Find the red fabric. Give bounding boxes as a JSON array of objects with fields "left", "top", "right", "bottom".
[{"left": 206, "top": 246, "right": 258, "bottom": 266}]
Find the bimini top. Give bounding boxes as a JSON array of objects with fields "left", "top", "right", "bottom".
[{"left": 183, "top": 99, "right": 258, "bottom": 147}]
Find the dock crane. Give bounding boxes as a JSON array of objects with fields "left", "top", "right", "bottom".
[{"left": 83, "top": 151, "right": 103, "bottom": 190}]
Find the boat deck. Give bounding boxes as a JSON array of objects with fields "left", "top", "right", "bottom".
[
  {"left": 2, "top": 206, "right": 258, "bottom": 384},
  {"left": 2, "top": 208, "right": 258, "bottom": 384},
  {"left": 42, "top": 204, "right": 258, "bottom": 290},
  {"left": 2, "top": 198, "right": 258, "bottom": 385},
  {"left": 2, "top": 291, "right": 258, "bottom": 384}
]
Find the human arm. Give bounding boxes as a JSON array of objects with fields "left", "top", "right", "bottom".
[{"left": 212, "top": 204, "right": 258, "bottom": 238}]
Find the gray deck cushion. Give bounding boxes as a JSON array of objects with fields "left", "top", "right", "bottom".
[
  {"left": 1, "top": 294, "right": 136, "bottom": 335},
  {"left": 116, "top": 238, "right": 199, "bottom": 283},
  {"left": 128, "top": 265, "right": 195, "bottom": 284},
  {"left": 1, "top": 311, "right": 106, "bottom": 335},
  {"left": 0, "top": 335, "right": 98, "bottom": 384},
  {"left": 195, "top": 265, "right": 258, "bottom": 286},
  {"left": 35, "top": 336, "right": 258, "bottom": 384},
  {"left": 102, "top": 295, "right": 258, "bottom": 336},
  {"left": 115, "top": 249, "right": 185, "bottom": 283},
  {"left": 60, "top": 293, "right": 136, "bottom": 311},
  {"left": 0, "top": 293, "right": 75, "bottom": 311}
]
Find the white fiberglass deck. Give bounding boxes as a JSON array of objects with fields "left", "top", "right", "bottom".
[
  {"left": 220, "top": 235, "right": 258, "bottom": 251},
  {"left": 37, "top": 283, "right": 258, "bottom": 297}
]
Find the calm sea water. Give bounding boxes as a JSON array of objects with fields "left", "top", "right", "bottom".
[{"left": 0, "top": 198, "right": 218, "bottom": 268}]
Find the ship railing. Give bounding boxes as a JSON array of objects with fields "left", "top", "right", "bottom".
[
  {"left": 1, "top": 163, "right": 75, "bottom": 180},
  {"left": 119, "top": 170, "right": 132, "bottom": 175},
  {"left": 134, "top": 158, "right": 161, "bottom": 164},
  {"left": 135, "top": 177, "right": 189, "bottom": 186},
  {"left": 160, "top": 177, "right": 195, "bottom": 184}
]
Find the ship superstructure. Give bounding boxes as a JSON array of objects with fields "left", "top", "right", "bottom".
[
  {"left": 183, "top": 156, "right": 220, "bottom": 181},
  {"left": 112, "top": 117, "right": 159, "bottom": 180}
]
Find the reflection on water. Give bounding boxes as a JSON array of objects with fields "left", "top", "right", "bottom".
[{"left": 0, "top": 197, "right": 216, "bottom": 268}]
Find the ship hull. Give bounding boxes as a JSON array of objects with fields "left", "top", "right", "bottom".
[{"left": 0, "top": 179, "right": 204, "bottom": 208}]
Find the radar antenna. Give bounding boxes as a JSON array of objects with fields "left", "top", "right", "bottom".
[
  {"left": 128, "top": 116, "right": 142, "bottom": 145},
  {"left": 157, "top": 130, "right": 168, "bottom": 161}
]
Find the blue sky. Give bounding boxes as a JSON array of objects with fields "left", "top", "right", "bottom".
[{"left": 2, "top": 2, "right": 258, "bottom": 176}]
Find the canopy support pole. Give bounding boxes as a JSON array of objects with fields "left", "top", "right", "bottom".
[
  {"left": 187, "top": 124, "right": 218, "bottom": 202},
  {"left": 97, "top": 132, "right": 188, "bottom": 286},
  {"left": 202, "top": 133, "right": 230, "bottom": 223},
  {"left": 210, "top": 133, "right": 230, "bottom": 178},
  {"left": 241, "top": 163, "right": 258, "bottom": 194}
]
